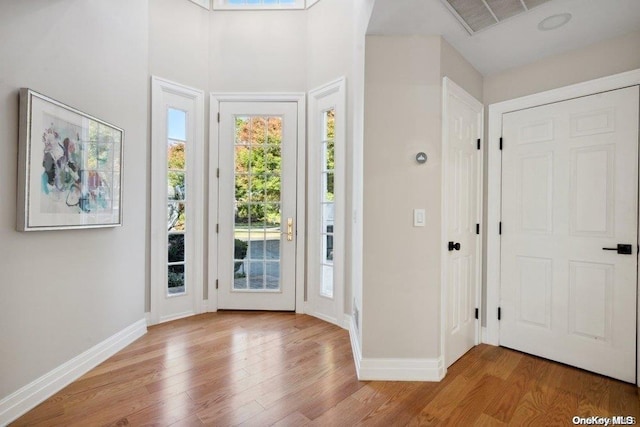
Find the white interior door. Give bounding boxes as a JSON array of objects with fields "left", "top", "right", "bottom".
[
  {"left": 217, "top": 101, "right": 298, "bottom": 311},
  {"left": 443, "top": 79, "right": 483, "bottom": 368},
  {"left": 500, "top": 86, "right": 639, "bottom": 382}
]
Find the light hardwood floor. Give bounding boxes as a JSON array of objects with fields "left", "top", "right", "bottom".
[{"left": 12, "top": 312, "right": 640, "bottom": 426}]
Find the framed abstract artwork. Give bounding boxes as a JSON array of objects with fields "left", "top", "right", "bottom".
[{"left": 17, "top": 89, "right": 124, "bottom": 231}]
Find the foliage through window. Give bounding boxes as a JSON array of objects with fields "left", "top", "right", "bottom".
[
  {"left": 233, "top": 115, "right": 283, "bottom": 291},
  {"left": 167, "top": 108, "right": 187, "bottom": 295},
  {"left": 320, "top": 109, "right": 335, "bottom": 298}
]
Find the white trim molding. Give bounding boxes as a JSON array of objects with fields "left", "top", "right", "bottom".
[
  {"left": 349, "top": 314, "right": 363, "bottom": 376},
  {"left": 150, "top": 76, "right": 206, "bottom": 325},
  {"left": 208, "top": 93, "right": 306, "bottom": 313},
  {"left": 358, "top": 357, "right": 445, "bottom": 382},
  {"left": 306, "top": 77, "right": 347, "bottom": 330},
  {"left": 212, "top": 0, "right": 315, "bottom": 10},
  {"left": 348, "top": 316, "right": 444, "bottom": 381},
  {"left": 0, "top": 319, "right": 146, "bottom": 425},
  {"left": 303, "top": 303, "right": 350, "bottom": 330},
  {"left": 486, "top": 68, "right": 640, "bottom": 386},
  {"left": 189, "top": 0, "right": 211, "bottom": 10}
]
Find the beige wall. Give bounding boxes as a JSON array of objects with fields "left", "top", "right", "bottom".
[
  {"left": 351, "top": 0, "right": 376, "bottom": 345},
  {"left": 149, "top": 0, "right": 210, "bottom": 92},
  {"left": 307, "top": 0, "right": 357, "bottom": 315},
  {"left": 363, "top": 36, "right": 443, "bottom": 358},
  {"left": 210, "top": 11, "right": 307, "bottom": 92},
  {"left": 0, "top": 0, "right": 148, "bottom": 399},
  {"left": 484, "top": 30, "right": 640, "bottom": 104},
  {"left": 361, "top": 35, "right": 482, "bottom": 360},
  {"left": 440, "top": 39, "right": 483, "bottom": 102}
]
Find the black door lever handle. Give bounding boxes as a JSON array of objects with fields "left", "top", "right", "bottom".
[
  {"left": 602, "top": 244, "right": 632, "bottom": 255},
  {"left": 448, "top": 241, "right": 461, "bottom": 251}
]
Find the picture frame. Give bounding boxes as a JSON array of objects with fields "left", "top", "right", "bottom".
[{"left": 17, "top": 89, "right": 124, "bottom": 231}]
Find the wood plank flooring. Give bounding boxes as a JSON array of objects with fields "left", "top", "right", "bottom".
[{"left": 12, "top": 312, "right": 640, "bottom": 426}]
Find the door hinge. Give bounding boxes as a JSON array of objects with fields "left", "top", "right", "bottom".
[
  {"left": 475, "top": 308, "right": 479, "bottom": 320},
  {"left": 216, "top": 279, "right": 219, "bottom": 290},
  {"left": 216, "top": 168, "right": 220, "bottom": 178},
  {"left": 498, "top": 307, "right": 502, "bottom": 320},
  {"left": 216, "top": 224, "right": 219, "bottom": 233},
  {"left": 499, "top": 222, "right": 502, "bottom": 235},
  {"left": 477, "top": 138, "right": 481, "bottom": 150},
  {"left": 499, "top": 137, "right": 503, "bottom": 150},
  {"left": 476, "top": 223, "right": 480, "bottom": 235},
  {"left": 217, "top": 112, "right": 220, "bottom": 123}
]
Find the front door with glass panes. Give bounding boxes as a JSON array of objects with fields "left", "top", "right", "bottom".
[{"left": 217, "top": 101, "right": 298, "bottom": 310}]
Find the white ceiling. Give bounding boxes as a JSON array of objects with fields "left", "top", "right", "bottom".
[{"left": 367, "top": 0, "right": 640, "bottom": 76}]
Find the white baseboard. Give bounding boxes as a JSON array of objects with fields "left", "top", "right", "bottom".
[
  {"left": 481, "top": 326, "right": 499, "bottom": 345},
  {"left": 0, "top": 318, "right": 147, "bottom": 426},
  {"left": 348, "top": 316, "right": 445, "bottom": 382},
  {"left": 342, "top": 313, "right": 351, "bottom": 330},
  {"left": 348, "top": 315, "right": 363, "bottom": 376},
  {"left": 302, "top": 303, "right": 350, "bottom": 331},
  {"left": 358, "top": 356, "right": 445, "bottom": 381},
  {"left": 305, "top": 310, "right": 345, "bottom": 330},
  {"left": 159, "top": 310, "right": 195, "bottom": 324}
]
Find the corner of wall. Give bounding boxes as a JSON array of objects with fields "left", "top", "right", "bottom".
[{"left": 0, "top": 319, "right": 147, "bottom": 426}]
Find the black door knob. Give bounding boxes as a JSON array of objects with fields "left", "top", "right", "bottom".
[
  {"left": 602, "top": 244, "right": 633, "bottom": 255},
  {"left": 448, "top": 241, "right": 461, "bottom": 251}
]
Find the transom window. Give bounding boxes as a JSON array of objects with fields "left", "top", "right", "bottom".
[{"left": 208, "top": 0, "right": 319, "bottom": 10}]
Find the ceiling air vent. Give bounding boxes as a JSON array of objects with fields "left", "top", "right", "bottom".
[{"left": 442, "top": 0, "right": 552, "bottom": 35}]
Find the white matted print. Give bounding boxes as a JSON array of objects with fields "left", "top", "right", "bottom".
[{"left": 17, "top": 89, "right": 123, "bottom": 231}]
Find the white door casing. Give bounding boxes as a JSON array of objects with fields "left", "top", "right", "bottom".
[
  {"left": 150, "top": 77, "right": 205, "bottom": 325},
  {"left": 500, "top": 86, "right": 638, "bottom": 383},
  {"left": 307, "top": 78, "right": 346, "bottom": 328},
  {"left": 441, "top": 77, "right": 483, "bottom": 368},
  {"left": 216, "top": 100, "right": 302, "bottom": 311},
  {"left": 486, "top": 71, "right": 640, "bottom": 386}
]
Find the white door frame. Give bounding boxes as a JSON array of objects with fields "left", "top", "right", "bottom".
[
  {"left": 306, "top": 77, "right": 347, "bottom": 328},
  {"left": 208, "top": 93, "right": 306, "bottom": 313},
  {"left": 486, "top": 69, "right": 640, "bottom": 385},
  {"left": 441, "top": 77, "right": 484, "bottom": 370},
  {"left": 150, "top": 76, "right": 206, "bottom": 325}
]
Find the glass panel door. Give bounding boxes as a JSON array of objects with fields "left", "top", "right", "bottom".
[
  {"left": 218, "top": 101, "right": 298, "bottom": 311},
  {"left": 233, "top": 116, "right": 283, "bottom": 291}
]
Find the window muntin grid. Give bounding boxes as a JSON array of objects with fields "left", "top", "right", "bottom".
[
  {"left": 320, "top": 109, "right": 335, "bottom": 299},
  {"left": 167, "top": 108, "right": 187, "bottom": 296},
  {"left": 233, "top": 115, "right": 284, "bottom": 292}
]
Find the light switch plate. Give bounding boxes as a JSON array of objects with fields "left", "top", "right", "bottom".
[{"left": 414, "top": 209, "right": 425, "bottom": 227}]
